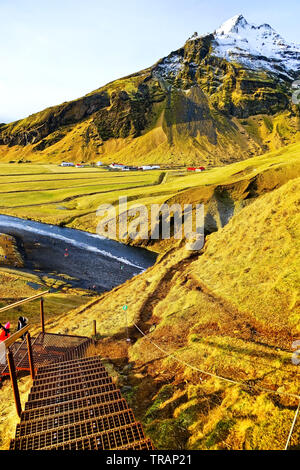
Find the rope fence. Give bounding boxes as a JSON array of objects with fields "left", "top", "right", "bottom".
[{"left": 132, "top": 321, "right": 300, "bottom": 450}]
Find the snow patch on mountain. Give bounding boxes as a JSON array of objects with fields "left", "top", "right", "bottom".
[
  {"left": 155, "top": 15, "right": 300, "bottom": 82},
  {"left": 155, "top": 54, "right": 184, "bottom": 78},
  {"left": 213, "top": 14, "right": 300, "bottom": 78}
]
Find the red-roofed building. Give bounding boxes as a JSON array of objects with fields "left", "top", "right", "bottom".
[{"left": 187, "top": 167, "right": 205, "bottom": 172}]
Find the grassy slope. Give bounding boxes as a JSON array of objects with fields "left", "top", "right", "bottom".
[
  {"left": 40, "top": 151, "right": 300, "bottom": 450},
  {"left": 0, "top": 65, "right": 299, "bottom": 166},
  {"left": 0, "top": 110, "right": 298, "bottom": 167},
  {"left": 0, "top": 267, "right": 93, "bottom": 333},
  {"left": 0, "top": 144, "right": 299, "bottom": 449},
  {"left": 0, "top": 142, "right": 299, "bottom": 252}
]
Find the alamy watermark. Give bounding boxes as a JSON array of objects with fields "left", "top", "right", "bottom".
[
  {"left": 96, "top": 196, "right": 204, "bottom": 250},
  {"left": 292, "top": 340, "right": 300, "bottom": 366},
  {"left": 290, "top": 82, "right": 300, "bottom": 364},
  {"left": 292, "top": 80, "right": 300, "bottom": 105}
]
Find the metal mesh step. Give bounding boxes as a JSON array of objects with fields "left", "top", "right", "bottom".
[
  {"left": 31, "top": 371, "right": 109, "bottom": 392},
  {"left": 16, "top": 408, "right": 136, "bottom": 438},
  {"left": 48, "top": 437, "right": 154, "bottom": 451},
  {"left": 35, "top": 363, "right": 105, "bottom": 380},
  {"left": 28, "top": 377, "right": 113, "bottom": 401},
  {"left": 21, "top": 392, "right": 123, "bottom": 422},
  {"left": 36, "top": 356, "right": 102, "bottom": 374},
  {"left": 17, "top": 399, "right": 129, "bottom": 432},
  {"left": 33, "top": 365, "right": 107, "bottom": 385},
  {"left": 25, "top": 383, "right": 118, "bottom": 410},
  {"left": 10, "top": 422, "right": 148, "bottom": 450}
]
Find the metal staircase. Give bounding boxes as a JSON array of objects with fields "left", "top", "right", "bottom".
[{"left": 9, "top": 355, "right": 154, "bottom": 450}]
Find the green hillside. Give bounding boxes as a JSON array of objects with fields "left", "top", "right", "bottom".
[
  {"left": 0, "top": 141, "right": 299, "bottom": 253},
  {"left": 0, "top": 33, "right": 299, "bottom": 166},
  {"left": 34, "top": 143, "right": 300, "bottom": 450}
]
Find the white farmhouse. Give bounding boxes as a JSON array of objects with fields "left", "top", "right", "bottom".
[{"left": 60, "top": 162, "right": 75, "bottom": 167}]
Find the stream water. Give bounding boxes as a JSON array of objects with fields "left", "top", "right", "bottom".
[{"left": 0, "top": 215, "right": 157, "bottom": 293}]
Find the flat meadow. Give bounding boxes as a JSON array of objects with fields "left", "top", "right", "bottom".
[
  {"left": 0, "top": 141, "right": 300, "bottom": 328},
  {"left": 0, "top": 142, "right": 299, "bottom": 231}
]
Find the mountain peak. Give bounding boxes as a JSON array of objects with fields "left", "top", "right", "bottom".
[
  {"left": 212, "top": 15, "right": 300, "bottom": 77},
  {"left": 215, "top": 14, "right": 248, "bottom": 35}
]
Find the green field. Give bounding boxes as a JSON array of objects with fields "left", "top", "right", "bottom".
[
  {"left": 0, "top": 144, "right": 299, "bottom": 450},
  {"left": 0, "top": 142, "right": 299, "bottom": 246}
]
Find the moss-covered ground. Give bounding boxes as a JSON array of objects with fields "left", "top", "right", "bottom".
[{"left": 0, "top": 143, "right": 299, "bottom": 449}]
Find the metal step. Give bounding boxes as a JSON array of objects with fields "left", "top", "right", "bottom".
[
  {"left": 25, "top": 383, "right": 118, "bottom": 410},
  {"left": 16, "top": 408, "right": 136, "bottom": 438},
  {"left": 17, "top": 399, "right": 129, "bottom": 432},
  {"left": 10, "top": 421, "right": 148, "bottom": 450},
  {"left": 28, "top": 376, "right": 113, "bottom": 401},
  {"left": 10, "top": 354, "right": 154, "bottom": 450},
  {"left": 36, "top": 356, "right": 103, "bottom": 375},
  {"left": 31, "top": 371, "right": 109, "bottom": 392},
  {"left": 21, "top": 391, "right": 123, "bottom": 421},
  {"left": 33, "top": 365, "right": 107, "bottom": 385}
]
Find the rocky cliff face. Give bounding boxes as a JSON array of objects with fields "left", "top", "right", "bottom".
[
  {"left": 0, "top": 92, "right": 110, "bottom": 147},
  {"left": 0, "top": 233, "right": 24, "bottom": 268},
  {"left": 0, "top": 15, "right": 299, "bottom": 165}
]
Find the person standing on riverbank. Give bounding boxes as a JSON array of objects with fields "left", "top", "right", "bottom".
[{"left": 17, "top": 316, "right": 28, "bottom": 339}]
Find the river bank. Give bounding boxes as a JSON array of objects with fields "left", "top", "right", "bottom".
[{"left": 0, "top": 215, "right": 157, "bottom": 294}]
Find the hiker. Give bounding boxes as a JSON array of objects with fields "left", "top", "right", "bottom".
[
  {"left": 0, "top": 322, "right": 11, "bottom": 342},
  {"left": 17, "top": 316, "right": 28, "bottom": 340}
]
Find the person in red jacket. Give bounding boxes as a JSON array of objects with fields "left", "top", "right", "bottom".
[{"left": 0, "top": 322, "right": 10, "bottom": 342}]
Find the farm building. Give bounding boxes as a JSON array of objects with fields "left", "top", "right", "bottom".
[
  {"left": 60, "top": 162, "right": 75, "bottom": 167},
  {"left": 139, "top": 165, "right": 161, "bottom": 170},
  {"left": 109, "top": 163, "right": 125, "bottom": 169},
  {"left": 187, "top": 167, "right": 205, "bottom": 172}
]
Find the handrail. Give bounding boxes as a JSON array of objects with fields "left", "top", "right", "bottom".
[
  {"left": 3, "top": 325, "right": 30, "bottom": 348},
  {"left": 0, "top": 291, "right": 49, "bottom": 313}
]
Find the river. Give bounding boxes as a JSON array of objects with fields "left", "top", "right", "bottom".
[{"left": 0, "top": 215, "right": 157, "bottom": 293}]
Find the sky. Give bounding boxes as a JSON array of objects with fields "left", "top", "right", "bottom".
[{"left": 0, "top": 0, "right": 299, "bottom": 123}]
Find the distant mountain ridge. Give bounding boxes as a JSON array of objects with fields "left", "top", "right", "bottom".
[{"left": 0, "top": 15, "right": 299, "bottom": 166}]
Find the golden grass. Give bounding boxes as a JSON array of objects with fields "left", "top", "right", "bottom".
[
  {"left": 0, "top": 375, "right": 32, "bottom": 450},
  {"left": 40, "top": 171, "right": 299, "bottom": 450},
  {"left": 0, "top": 144, "right": 299, "bottom": 450},
  {"left": 0, "top": 267, "right": 93, "bottom": 332},
  {"left": 0, "top": 234, "right": 23, "bottom": 268},
  {"left": 190, "top": 176, "right": 300, "bottom": 335},
  {"left": 0, "top": 142, "right": 300, "bottom": 255}
]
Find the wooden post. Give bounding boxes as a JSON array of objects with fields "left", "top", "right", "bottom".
[
  {"left": 7, "top": 349, "right": 22, "bottom": 418},
  {"left": 26, "top": 333, "right": 35, "bottom": 380},
  {"left": 92, "top": 320, "right": 97, "bottom": 346},
  {"left": 40, "top": 297, "right": 45, "bottom": 334}
]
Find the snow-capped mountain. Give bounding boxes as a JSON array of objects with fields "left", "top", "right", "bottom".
[
  {"left": 1, "top": 14, "right": 299, "bottom": 166},
  {"left": 212, "top": 14, "right": 300, "bottom": 78},
  {"left": 154, "top": 15, "right": 300, "bottom": 81}
]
